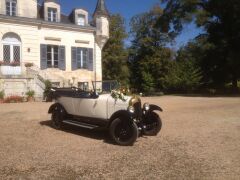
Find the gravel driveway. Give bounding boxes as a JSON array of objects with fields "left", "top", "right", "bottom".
[{"left": 0, "top": 96, "right": 239, "bottom": 179}]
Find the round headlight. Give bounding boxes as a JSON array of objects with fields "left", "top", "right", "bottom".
[
  {"left": 143, "top": 103, "right": 150, "bottom": 111},
  {"left": 128, "top": 106, "right": 135, "bottom": 113}
]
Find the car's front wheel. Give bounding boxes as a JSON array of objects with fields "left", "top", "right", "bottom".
[
  {"left": 143, "top": 112, "right": 162, "bottom": 136},
  {"left": 51, "top": 108, "right": 64, "bottom": 129},
  {"left": 110, "top": 118, "right": 138, "bottom": 146}
]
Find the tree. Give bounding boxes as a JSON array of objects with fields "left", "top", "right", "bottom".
[
  {"left": 163, "top": 41, "right": 203, "bottom": 93},
  {"left": 161, "top": 0, "right": 240, "bottom": 90},
  {"left": 102, "top": 14, "right": 129, "bottom": 86},
  {"left": 129, "top": 5, "right": 173, "bottom": 92}
]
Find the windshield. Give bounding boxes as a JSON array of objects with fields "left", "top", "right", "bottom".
[{"left": 92, "top": 80, "right": 119, "bottom": 94}]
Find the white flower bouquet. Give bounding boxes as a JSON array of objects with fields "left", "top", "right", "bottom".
[{"left": 111, "top": 89, "right": 127, "bottom": 102}]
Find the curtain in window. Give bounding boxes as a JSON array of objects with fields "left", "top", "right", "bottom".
[{"left": 6, "top": 0, "right": 17, "bottom": 16}]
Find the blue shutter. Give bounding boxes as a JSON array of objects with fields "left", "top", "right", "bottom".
[
  {"left": 40, "top": 44, "right": 47, "bottom": 70},
  {"left": 58, "top": 46, "right": 65, "bottom": 70},
  {"left": 88, "top": 48, "right": 93, "bottom": 71},
  {"left": 83, "top": 48, "right": 88, "bottom": 69},
  {"left": 71, "top": 47, "right": 77, "bottom": 71}
]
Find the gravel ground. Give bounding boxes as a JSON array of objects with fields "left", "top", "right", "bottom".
[{"left": 0, "top": 96, "right": 239, "bottom": 179}]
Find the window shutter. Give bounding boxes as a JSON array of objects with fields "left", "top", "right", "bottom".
[
  {"left": 88, "top": 48, "right": 93, "bottom": 71},
  {"left": 83, "top": 48, "right": 88, "bottom": 69},
  {"left": 71, "top": 47, "right": 77, "bottom": 71},
  {"left": 58, "top": 46, "right": 65, "bottom": 70},
  {"left": 40, "top": 44, "right": 47, "bottom": 70}
]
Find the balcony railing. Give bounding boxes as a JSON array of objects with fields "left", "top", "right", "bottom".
[{"left": 0, "top": 61, "right": 21, "bottom": 76}]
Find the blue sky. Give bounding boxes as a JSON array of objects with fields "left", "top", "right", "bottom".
[{"left": 43, "top": 0, "right": 202, "bottom": 49}]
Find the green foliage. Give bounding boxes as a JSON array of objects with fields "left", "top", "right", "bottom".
[
  {"left": 0, "top": 90, "right": 4, "bottom": 99},
  {"left": 161, "top": 0, "right": 240, "bottom": 91},
  {"left": 102, "top": 14, "right": 129, "bottom": 86},
  {"left": 26, "top": 90, "right": 35, "bottom": 97},
  {"left": 129, "top": 5, "right": 173, "bottom": 93},
  {"left": 44, "top": 80, "right": 52, "bottom": 98},
  {"left": 163, "top": 60, "right": 202, "bottom": 93},
  {"left": 141, "top": 72, "right": 155, "bottom": 93}
]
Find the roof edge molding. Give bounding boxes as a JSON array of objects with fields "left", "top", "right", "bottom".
[{"left": 44, "top": 0, "right": 60, "bottom": 5}]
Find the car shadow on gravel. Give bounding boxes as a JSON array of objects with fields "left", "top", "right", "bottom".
[{"left": 40, "top": 120, "right": 115, "bottom": 145}]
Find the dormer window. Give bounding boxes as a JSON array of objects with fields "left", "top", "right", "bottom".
[
  {"left": 74, "top": 9, "right": 88, "bottom": 26},
  {"left": 77, "top": 14, "right": 86, "bottom": 26},
  {"left": 48, "top": 7, "right": 57, "bottom": 22},
  {"left": 6, "top": 0, "right": 17, "bottom": 16}
]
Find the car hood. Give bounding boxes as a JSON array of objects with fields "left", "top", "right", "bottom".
[{"left": 99, "top": 94, "right": 131, "bottom": 104}]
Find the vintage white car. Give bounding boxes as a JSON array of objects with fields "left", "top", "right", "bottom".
[{"left": 48, "top": 87, "right": 163, "bottom": 146}]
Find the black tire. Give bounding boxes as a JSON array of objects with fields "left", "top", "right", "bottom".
[
  {"left": 110, "top": 118, "right": 138, "bottom": 146},
  {"left": 51, "top": 108, "right": 64, "bottom": 129},
  {"left": 143, "top": 112, "right": 162, "bottom": 136}
]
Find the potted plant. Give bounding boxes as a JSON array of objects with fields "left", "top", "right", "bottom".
[
  {"left": 25, "top": 62, "right": 34, "bottom": 68},
  {"left": 10, "top": 61, "right": 20, "bottom": 66},
  {"left": 0, "top": 90, "right": 4, "bottom": 103},
  {"left": 44, "top": 80, "right": 52, "bottom": 102},
  {"left": 26, "top": 90, "right": 35, "bottom": 102}
]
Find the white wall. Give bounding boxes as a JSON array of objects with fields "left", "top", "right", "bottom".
[
  {"left": 0, "top": 22, "right": 40, "bottom": 64},
  {"left": 39, "top": 26, "right": 95, "bottom": 71},
  {"left": 18, "top": 0, "right": 37, "bottom": 18},
  {"left": 0, "top": 20, "right": 103, "bottom": 89},
  {"left": 96, "top": 16, "right": 109, "bottom": 37},
  {"left": 0, "top": 0, "right": 37, "bottom": 18}
]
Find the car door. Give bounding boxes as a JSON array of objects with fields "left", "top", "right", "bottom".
[
  {"left": 72, "top": 92, "right": 107, "bottom": 119},
  {"left": 72, "top": 92, "right": 96, "bottom": 118},
  {"left": 57, "top": 91, "right": 75, "bottom": 115}
]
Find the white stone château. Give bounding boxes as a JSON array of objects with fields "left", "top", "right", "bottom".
[{"left": 0, "top": 0, "right": 110, "bottom": 99}]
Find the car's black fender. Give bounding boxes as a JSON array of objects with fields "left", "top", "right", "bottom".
[
  {"left": 108, "top": 110, "right": 134, "bottom": 127},
  {"left": 149, "top": 104, "right": 163, "bottom": 112},
  {"left": 48, "top": 103, "right": 66, "bottom": 114}
]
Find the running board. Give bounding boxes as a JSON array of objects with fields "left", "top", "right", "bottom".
[{"left": 62, "top": 120, "right": 99, "bottom": 129}]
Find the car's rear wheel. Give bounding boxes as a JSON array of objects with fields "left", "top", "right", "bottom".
[
  {"left": 110, "top": 117, "right": 138, "bottom": 146},
  {"left": 51, "top": 108, "right": 64, "bottom": 129},
  {"left": 143, "top": 112, "right": 162, "bottom": 136}
]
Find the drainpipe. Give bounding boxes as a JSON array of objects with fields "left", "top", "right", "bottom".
[{"left": 94, "top": 41, "right": 97, "bottom": 92}]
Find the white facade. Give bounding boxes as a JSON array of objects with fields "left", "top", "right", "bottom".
[{"left": 0, "top": 0, "right": 109, "bottom": 99}]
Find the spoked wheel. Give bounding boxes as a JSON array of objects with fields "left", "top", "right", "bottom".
[
  {"left": 110, "top": 118, "right": 138, "bottom": 146},
  {"left": 143, "top": 112, "right": 162, "bottom": 136},
  {"left": 51, "top": 108, "right": 64, "bottom": 129}
]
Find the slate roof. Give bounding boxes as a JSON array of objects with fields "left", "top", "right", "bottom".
[
  {"left": 37, "top": 3, "right": 81, "bottom": 25},
  {"left": 3, "top": 0, "right": 108, "bottom": 28},
  {"left": 93, "top": 0, "right": 109, "bottom": 18}
]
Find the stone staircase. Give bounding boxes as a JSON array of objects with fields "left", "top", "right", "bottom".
[
  {"left": 0, "top": 74, "right": 45, "bottom": 101},
  {"left": 0, "top": 64, "right": 68, "bottom": 100},
  {"left": 27, "top": 65, "right": 66, "bottom": 87}
]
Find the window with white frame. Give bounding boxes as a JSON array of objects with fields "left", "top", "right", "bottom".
[
  {"left": 77, "top": 14, "right": 86, "bottom": 26},
  {"left": 2, "top": 33, "right": 21, "bottom": 65},
  {"left": 48, "top": 8, "right": 57, "bottom": 22},
  {"left": 47, "top": 45, "right": 59, "bottom": 68},
  {"left": 76, "top": 48, "right": 87, "bottom": 69},
  {"left": 6, "top": 0, "right": 17, "bottom": 16}
]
